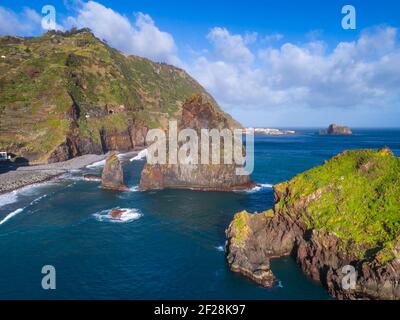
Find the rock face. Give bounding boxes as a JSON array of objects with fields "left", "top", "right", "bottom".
[
  {"left": 0, "top": 29, "right": 239, "bottom": 164},
  {"left": 226, "top": 148, "right": 400, "bottom": 300},
  {"left": 139, "top": 94, "right": 254, "bottom": 191},
  {"left": 326, "top": 124, "right": 352, "bottom": 135},
  {"left": 140, "top": 163, "right": 253, "bottom": 191},
  {"left": 101, "top": 153, "right": 128, "bottom": 191}
]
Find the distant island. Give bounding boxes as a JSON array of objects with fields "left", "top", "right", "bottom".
[
  {"left": 319, "top": 124, "right": 353, "bottom": 135},
  {"left": 244, "top": 128, "right": 296, "bottom": 135}
]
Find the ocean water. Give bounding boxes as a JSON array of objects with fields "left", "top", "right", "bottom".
[{"left": 0, "top": 129, "right": 399, "bottom": 300}]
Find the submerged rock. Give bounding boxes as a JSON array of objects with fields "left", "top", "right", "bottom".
[
  {"left": 226, "top": 148, "right": 400, "bottom": 299},
  {"left": 101, "top": 153, "right": 128, "bottom": 191},
  {"left": 110, "top": 209, "right": 125, "bottom": 219}
]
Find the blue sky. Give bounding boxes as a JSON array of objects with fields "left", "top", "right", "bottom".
[{"left": 1, "top": 0, "right": 400, "bottom": 127}]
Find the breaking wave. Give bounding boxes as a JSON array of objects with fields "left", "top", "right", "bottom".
[
  {"left": 129, "top": 186, "right": 140, "bottom": 192},
  {"left": 86, "top": 159, "right": 106, "bottom": 168},
  {"left": 0, "top": 181, "right": 55, "bottom": 209},
  {"left": 235, "top": 183, "right": 274, "bottom": 193},
  {"left": 130, "top": 149, "right": 147, "bottom": 161},
  {"left": 0, "top": 208, "right": 25, "bottom": 226},
  {"left": 0, "top": 191, "right": 18, "bottom": 208}
]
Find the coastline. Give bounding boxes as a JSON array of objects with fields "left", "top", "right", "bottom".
[{"left": 0, "top": 151, "right": 141, "bottom": 195}]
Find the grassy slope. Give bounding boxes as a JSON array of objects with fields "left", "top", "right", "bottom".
[
  {"left": 275, "top": 148, "right": 400, "bottom": 264},
  {"left": 0, "top": 29, "right": 240, "bottom": 161}
]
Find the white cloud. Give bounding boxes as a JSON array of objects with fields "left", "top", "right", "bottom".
[
  {"left": 262, "top": 33, "right": 284, "bottom": 43},
  {"left": 189, "top": 25, "right": 400, "bottom": 114},
  {"left": 0, "top": 6, "right": 42, "bottom": 36},
  {"left": 207, "top": 27, "right": 254, "bottom": 65},
  {"left": 65, "top": 1, "right": 180, "bottom": 65},
  {"left": 1, "top": 2, "right": 399, "bottom": 126}
]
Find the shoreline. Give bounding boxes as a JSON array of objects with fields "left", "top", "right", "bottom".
[{"left": 0, "top": 151, "right": 140, "bottom": 195}]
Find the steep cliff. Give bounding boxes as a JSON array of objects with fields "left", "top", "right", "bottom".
[
  {"left": 226, "top": 148, "right": 400, "bottom": 299},
  {"left": 0, "top": 29, "right": 239, "bottom": 164},
  {"left": 139, "top": 94, "right": 253, "bottom": 191}
]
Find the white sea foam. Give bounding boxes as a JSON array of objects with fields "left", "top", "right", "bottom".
[
  {"left": 236, "top": 183, "right": 274, "bottom": 193},
  {"left": 130, "top": 149, "right": 147, "bottom": 161},
  {"left": 61, "top": 172, "right": 84, "bottom": 181},
  {"left": 215, "top": 245, "right": 225, "bottom": 252},
  {"left": 0, "top": 207, "right": 25, "bottom": 226},
  {"left": 93, "top": 208, "right": 142, "bottom": 223},
  {"left": 0, "top": 191, "right": 18, "bottom": 208},
  {"left": 129, "top": 186, "right": 140, "bottom": 192},
  {"left": 86, "top": 153, "right": 130, "bottom": 168},
  {"left": 251, "top": 183, "right": 273, "bottom": 192},
  {"left": 29, "top": 194, "right": 48, "bottom": 206},
  {"left": 0, "top": 181, "right": 54, "bottom": 208},
  {"left": 86, "top": 159, "right": 106, "bottom": 168}
]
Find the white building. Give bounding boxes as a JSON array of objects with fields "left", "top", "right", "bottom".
[{"left": 0, "top": 152, "right": 11, "bottom": 161}]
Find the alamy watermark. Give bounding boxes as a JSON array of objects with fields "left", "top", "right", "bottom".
[
  {"left": 41, "top": 265, "right": 56, "bottom": 290},
  {"left": 145, "top": 121, "right": 254, "bottom": 176},
  {"left": 341, "top": 265, "right": 357, "bottom": 290},
  {"left": 342, "top": 5, "right": 356, "bottom": 30},
  {"left": 41, "top": 5, "right": 57, "bottom": 31}
]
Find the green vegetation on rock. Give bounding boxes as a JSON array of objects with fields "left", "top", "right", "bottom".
[
  {"left": 231, "top": 211, "right": 251, "bottom": 246},
  {"left": 275, "top": 148, "right": 400, "bottom": 263}
]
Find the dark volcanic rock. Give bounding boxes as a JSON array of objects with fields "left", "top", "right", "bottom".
[
  {"left": 139, "top": 94, "right": 254, "bottom": 191},
  {"left": 101, "top": 152, "right": 128, "bottom": 191},
  {"left": 226, "top": 149, "right": 400, "bottom": 300},
  {"left": 110, "top": 209, "right": 125, "bottom": 219},
  {"left": 140, "top": 163, "right": 254, "bottom": 191}
]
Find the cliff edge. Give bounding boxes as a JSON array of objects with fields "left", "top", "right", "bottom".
[{"left": 226, "top": 148, "right": 400, "bottom": 299}]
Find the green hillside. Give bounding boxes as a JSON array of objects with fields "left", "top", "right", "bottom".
[{"left": 0, "top": 28, "right": 239, "bottom": 163}]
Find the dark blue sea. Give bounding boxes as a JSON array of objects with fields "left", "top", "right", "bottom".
[{"left": 0, "top": 129, "right": 399, "bottom": 299}]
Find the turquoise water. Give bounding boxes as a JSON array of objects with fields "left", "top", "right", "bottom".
[{"left": 0, "top": 129, "right": 399, "bottom": 299}]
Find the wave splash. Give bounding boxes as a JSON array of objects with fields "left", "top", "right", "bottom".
[
  {"left": 0, "top": 191, "right": 18, "bottom": 208},
  {"left": 249, "top": 183, "right": 273, "bottom": 192},
  {"left": 0, "top": 181, "right": 56, "bottom": 209},
  {"left": 235, "top": 183, "right": 273, "bottom": 193},
  {"left": 0, "top": 208, "right": 25, "bottom": 226},
  {"left": 130, "top": 149, "right": 147, "bottom": 161},
  {"left": 93, "top": 208, "right": 142, "bottom": 223}
]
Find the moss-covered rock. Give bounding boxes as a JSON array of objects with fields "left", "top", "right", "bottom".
[
  {"left": 275, "top": 148, "right": 400, "bottom": 261},
  {"left": 226, "top": 148, "right": 400, "bottom": 299}
]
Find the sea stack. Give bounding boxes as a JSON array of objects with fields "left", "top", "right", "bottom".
[
  {"left": 327, "top": 123, "right": 352, "bottom": 135},
  {"left": 139, "top": 94, "right": 255, "bottom": 191},
  {"left": 101, "top": 152, "right": 128, "bottom": 191}
]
